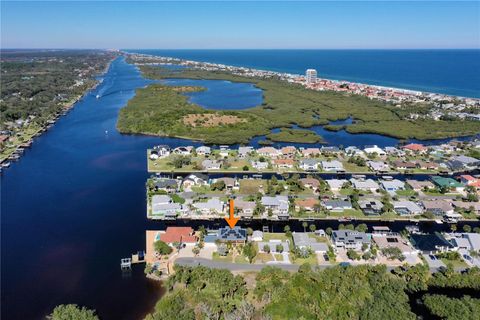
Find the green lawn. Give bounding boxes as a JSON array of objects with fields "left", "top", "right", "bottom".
[
  {"left": 292, "top": 255, "right": 318, "bottom": 265},
  {"left": 274, "top": 254, "right": 284, "bottom": 261},
  {"left": 254, "top": 252, "right": 274, "bottom": 264},
  {"left": 239, "top": 179, "right": 266, "bottom": 194},
  {"left": 395, "top": 189, "right": 417, "bottom": 197},
  {"left": 440, "top": 258, "right": 468, "bottom": 269},
  {"left": 263, "top": 233, "right": 289, "bottom": 241}
]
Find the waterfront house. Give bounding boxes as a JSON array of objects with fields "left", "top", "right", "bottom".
[
  {"left": 273, "top": 158, "right": 295, "bottom": 169},
  {"left": 422, "top": 200, "right": 454, "bottom": 216},
  {"left": 402, "top": 143, "right": 428, "bottom": 153},
  {"left": 372, "top": 233, "right": 418, "bottom": 261},
  {"left": 235, "top": 199, "right": 256, "bottom": 218},
  {"left": 160, "top": 227, "right": 197, "bottom": 244},
  {"left": 151, "top": 195, "right": 185, "bottom": 219},
  {"left": 202, "top": 159, "right": 222, "bottom": 170},
  {"left": 431, "top": 176, "right": 465, "bottom": 192},
  {"left": 380, "top": 179, "right": 405, "bottom": 193},
  {"left": 363, "top": 145, "right": 386, "bottom": 156},
  {"left": 393, "top": 200, "right": 423, "bottom": 216},
  {"left": 326, "top": 179, "right": 348, "bottom": 192},
  {"left": 251, "top": 230, "right": 264, "bottom": 242},
  {"left": 150, "top": 145, "right": 171, "bottom": 159},
  {"left": 321, "top": 160, "right": 344, "bottom": 172},
  {"left": 292, "top": 232, "right": 328, "bottom": 253},
  {"left": 349, "top": 178, "right": 379, "bottom": 192},
  {"left": 446, "top": 160, "right": 465, "bottom": 171},
  {"left": 281, "top": 146, "right": 297, "bottom": 158},
  {"left": 173, "top": 146, "right": 193, "bottom": 155},
  {"left": 301, "top": 147, "right": 321, "bottom": 158},
  {"left": 393, "top": 160, "right": 417, "bottom": 170},
  {"left": 196, "top": 146, "right": 211, "bottom": 156},
  {"left": 321, "top": 146, "right": 341, "bottom": 154},
  {"left": 257, "top": 147, "right": 280, "bottom": 158},
  {"left": 358, "top": 198, "right": 383, "bottom": 215},
  {"left": 332, "top": 230, "right": 371, "bottom": 251},
  {"left": 368, "top": 160, "right": 389, "bottom": 173},
  {"left": 299, "top": 159, "right": 319, "bottom": 171},
  {"left": 192, "top": 197, "right": 225, "bottom": 215},
  {"left": 410, "top": 233, "right": 454, "bottom": 255},
  {"left": 300, "top": 177, "right": 321, "bottom": 191},
  {"left": 215, "top": 177, "right": 238, "bottom": 191},
  {"left": 323, "top": 199, "right": 352, "bottom": 212},
  {"left": 406, "top": 179, "right": 435, "bottom": 191},
  {"left": 261, "top": 195, "right": 289, "bottom": 218},
  {"left": 153, "top": 178, "right": 178, "bottom": 193},
  {"left": 217, "top": 226, "right": 247, "bottom": 244},
  {"left": 182, "top": 173, "right": 209, "bottom": 190},
  {"left": 451, "top": 155, "right": 480, "bottom": 170},
  {"left": 251, "top": 160, "right": 269, "bottom": 170},
  {"left": 295, "top": 198, "right": 319, "bottom": 212},
  {"left": 384, "top": 146, "right": 403, "bottom": 156},
  {"left": 345, "top": 146, "right": 364, "bottom": 156},
  {"left": 238, "top": 146, "right": 254, "bottom": 158},
  {"left": 459, "top": 175, "right": 480, "bottom": 189},
  {"left": 219, "top": 145, "right": 231, "bottom": 158},
  {"left": 451, "top": 201, "right": 480, "bottom": 215}
]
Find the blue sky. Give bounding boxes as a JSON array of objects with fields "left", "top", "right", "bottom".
[{"left": 1, "top": 1, "right": 479, "bottom": 49}]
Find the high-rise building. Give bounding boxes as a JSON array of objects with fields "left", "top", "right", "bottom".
[{"left": 306, "top": 69, "right": 317, "bottom": 84}]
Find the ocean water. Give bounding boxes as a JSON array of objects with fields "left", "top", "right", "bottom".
[{"left": 126, "top": 49, "right": 480, "bottom": 98}]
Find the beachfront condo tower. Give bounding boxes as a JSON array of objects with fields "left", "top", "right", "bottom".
[{"left": 306, "top": 69, "right": 317, "bottom": 84}]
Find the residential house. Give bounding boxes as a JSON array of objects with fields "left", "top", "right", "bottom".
[
  {"left": 300, "top": 177, "right": 321, "bottom": 191},
  {"left": 332, "top": 230, "right": 371, "bottom": 251},
  {"left": 321, "top": 160, "right": 344, "bottom": 172},
  {"left": 173, "top": 146, "right": 193, "bottom": 155},
  {"left": 193, "top": 197, "right": 225, "bottom": 215},
  {"left": 321, "top": 146, "right": 341, "bottom": 154},
  {"left": 196, "top": 146, "right": 211, "bottom": 156},
  {"left": 323, "top": 199, "right": 353, "bottom": 212},
  {"left": 413, "top": 160, "right": 438, "bottom": 171},
  {"left": 216, "top": 177, "right": 238, "bottom": 191},
  {"left": 219, "top": 146, "right": 231, "bottom": 158},
  {"left": 261, "top": 195, "right": 289, "bottom": 219},
  {"left": 257, "top": 147, "right": 280, "bottom": 158},
  {"left": 216, "top": 227, "right": 247, "bottom": 244},
  {"left": 281, "top": 146, "right": 297, "bottom": 158},
  {"left": 451, "top": 155, "right": 480, "bottom": 170},
  {"left": 251, "top": 230, "right": 264, "bottom": 242},
  {"left": 295, "top": 198, "right": 320, "bottom": 212},
  {"left": 292, "top": 232, "right": 328, "bottom": 253},
  {"left": 364, "top": 145, "right": 386, "bottom": 156},
  {"left": 182, "top": 173, "right": 209, "bottom": 190},
  {"left": 159, "top": 227, "right": 197, "bottom": 244},
  {"left": 406, "top": 179, "right": 435, "bottom": 192},
  {"left": 235, "top": 199, "right": 256, "bottom": 219},
  {"left": 273, "top": 158, "right": 295, "bottom": 169},
  {"left": 459, "top": 175, "right": 480, "bottom": 189},
  {"left": 150, "top": 145, "right": 171, "bottom": 159},
  {"left": 238, "top": 146, "right": 254, "bottom": 158},
  {"left": 326, "top": 179, "right": 348, "bottom": 192},
  {"left": 153, "top": 178, "right": 178, "bottom": 193},
  {"left": 151, "top": 195, "right": 185, "bottom": 219},
  {"left": 393, "top": 201, "right": 423, "bottom": 216},
  {"left": 410, "top": 233, "right": 454, "bottom": 254},
  {"left": 358, "top": 198, "right": 383, "bottom": 215},
  {"left": 368, "top": 160, "right": 389, "bottom": 173},
  {"left": 299, "top": 159, "right": 319, "bottom": 171},
  {"left": 393, "top": 160, "right": 417, "bottom": 170},
  {"left": 451, "top": 201, "right": 480, "bottom": 215},
  {"left": 402, "top": 143, "right": 428, "bottom": 153},
  {"left": 301, "top": 147, "right": 321, "bottom": 158},
  {"left": 431, "top": 176, "right": 465, "bottom": 193},
  {"left": 422, "top": 200, "right": 454, "bottom": 216},
  {"left": 350, "top": 178, "right": 379, "bottom": 192},
  {"left": 202, "top": 159, "right": 222, "bottom": 170},
  {"left": 380, "top": 179, "right": 405, "bottom": 193},
  {"left": 372, "top": 234, "right": 418, "bottom": 261},
  {"left": 251, "top": 160, "right": 269, "bottom": 170},
  {"left": 345, "top": 146, "right": 364, "bottom": 156}
]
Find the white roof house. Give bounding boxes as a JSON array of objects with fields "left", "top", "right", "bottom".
[
  {"left": 350, "top": 178, "right": 379, "bottom": 192},
  {"left": 327, "top": 179, "right": 348, "bottom": 191},
  {"left": 364, "top": 145, "right": 386, "bottom": 156},
  {"left": 193, "top": 198, "right": 225, "bottom": 214},
  {"left": 393, "top": 201, "right": 423, "bottom": 215},
  {"left": 321, "top": 160, "right": 344, "bottom": 172},
  {"left": 381, "top": 179, "right": 405, "bottom": 192}
]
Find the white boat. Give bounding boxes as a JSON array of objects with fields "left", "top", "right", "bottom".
[{"left": 96, "top": 95, "right": 100, "bottom": 99}]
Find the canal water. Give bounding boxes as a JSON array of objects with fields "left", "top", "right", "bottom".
[{"left": 1, "top": 57, "right": 478, "bottom": 319}]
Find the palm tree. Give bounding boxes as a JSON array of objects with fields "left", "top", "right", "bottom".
[
  {"left": 309, "top": 224, "right": 316, "bottom": 233},
  {"left": 302, "top": 221, "right": 308, "bottom": 232}
]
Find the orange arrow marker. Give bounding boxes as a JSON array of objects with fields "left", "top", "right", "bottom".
[{"left": 225, "top": 199, "right": 239, "bottom": 229}]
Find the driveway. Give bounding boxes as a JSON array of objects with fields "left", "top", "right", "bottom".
[{"left": 423, "top": 254, "right": 446, "bottom": 271}]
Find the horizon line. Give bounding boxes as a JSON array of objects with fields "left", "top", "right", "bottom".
[{"left": 2, "top": 47, "right": 480, "bottom": 51}]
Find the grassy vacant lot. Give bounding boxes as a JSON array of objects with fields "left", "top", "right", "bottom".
[{"left": 124, "top": 65, "right": 480, "bottom": 143}]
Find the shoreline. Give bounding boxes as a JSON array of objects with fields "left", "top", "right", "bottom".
[
  {"left": 123, "top": 50, "right": 480, "bottom": 101},
  {"left": 0, "top": 57, "right": 116, "bottom": 168}
]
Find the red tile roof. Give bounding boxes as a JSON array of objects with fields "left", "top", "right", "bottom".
[
  {"left": 160, "top": 227, "right": 197, "bottom": 243},
  {"left": 402, "top": 143, "right": 427, "bottom": 151}
]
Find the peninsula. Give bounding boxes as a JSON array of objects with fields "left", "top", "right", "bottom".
[{"left": 116, "top": 53, "right": 480, "bottom": 145}]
